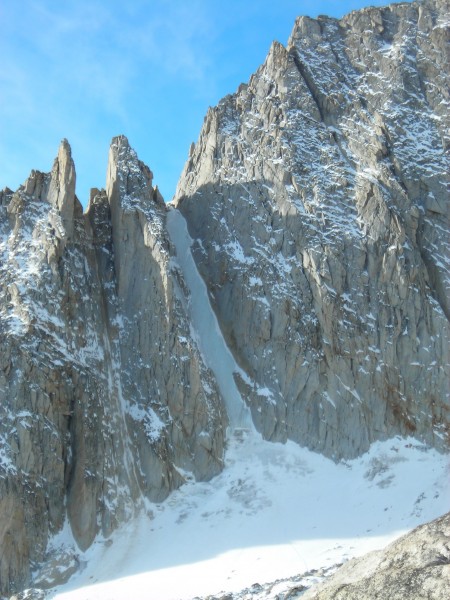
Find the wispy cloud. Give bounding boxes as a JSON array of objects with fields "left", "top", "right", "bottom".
[
  {"left": 0, "top": 63, "right": 35, "bottom": 119},
  {"left": 117, "top": 1, "right": 216, "bottom": 85},
  {"left": 0, "top": 0, "right": 218, "bottom": 197}
]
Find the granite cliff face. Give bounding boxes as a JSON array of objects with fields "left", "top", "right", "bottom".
[
  {"left": 0, "top": 0, "right": 449, "bottom": 597},
  {"left": 175, "top": 0, "right": 449, "bottom": 458},
  {"left": 0, "top": 137, "right": 225, "bottom": 595}
]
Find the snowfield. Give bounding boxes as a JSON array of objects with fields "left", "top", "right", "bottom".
[{"left": 49, "top": 430, "right": 449, "bottom": 600}]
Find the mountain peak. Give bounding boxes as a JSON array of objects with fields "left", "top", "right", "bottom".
[
  {"left": 110, "top": 133, "right": 131, "bottom": 150},
  {"left": 45, "top": 137, "right": 77, "bottom": 237},
  {"left": 106, "top": 134, "right": 163, "bottom": 211}
]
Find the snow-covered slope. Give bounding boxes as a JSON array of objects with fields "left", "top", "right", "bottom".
[{"left": 48, "top": 433, "right": 449, "bottom": 600}]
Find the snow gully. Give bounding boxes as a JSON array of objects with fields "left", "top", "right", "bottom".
[{"left": 166, "top": 207, "right": 254, "bottom": 435}]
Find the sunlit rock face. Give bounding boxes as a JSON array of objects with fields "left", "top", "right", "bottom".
[
  {"left": 175, "top": 0, "right": 449, "bottom": 459},
  {"left": 0, "top": 136, "right": 225, "bottom": 595},
  {"left": 300, "top": 511, "right": 450, "bottom": 600}
]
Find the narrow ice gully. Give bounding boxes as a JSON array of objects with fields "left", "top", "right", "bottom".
[
  {"left": 49, "top": 208, "right": 450, "bottom": 600},
  {"left": 166, "top": 207, "right": 253, "bottom": 432}
]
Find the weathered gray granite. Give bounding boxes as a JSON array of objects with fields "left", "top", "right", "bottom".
[{"left": 175, "top": 0, "right": 449, "bottom": 459}]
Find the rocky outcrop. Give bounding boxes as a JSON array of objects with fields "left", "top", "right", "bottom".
[
  {"left": 0, "top": 137, "right": 225, "bottom": 596},
  {"left": 174, "top": 0, "right": 449, "bottom": 459},
  {"left": 301, "top": 511, "right": 450, "bottom": 600}
]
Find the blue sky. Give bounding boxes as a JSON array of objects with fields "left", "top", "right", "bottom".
[{"left": 1, "top": 0, "right": 411, "bottom": 205}]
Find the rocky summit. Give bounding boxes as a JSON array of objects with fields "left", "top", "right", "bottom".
[{"left": 0, "top": 0, "right": 448, "bottom": 597}]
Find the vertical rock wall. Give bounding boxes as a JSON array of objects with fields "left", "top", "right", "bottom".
[{"left": 174, "top": 0, "right": 449, "bottom": 458}]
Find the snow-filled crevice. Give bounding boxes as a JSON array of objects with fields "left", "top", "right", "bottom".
[{"left": 166, "top": 207, "right": 254, "bottom": 433}]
